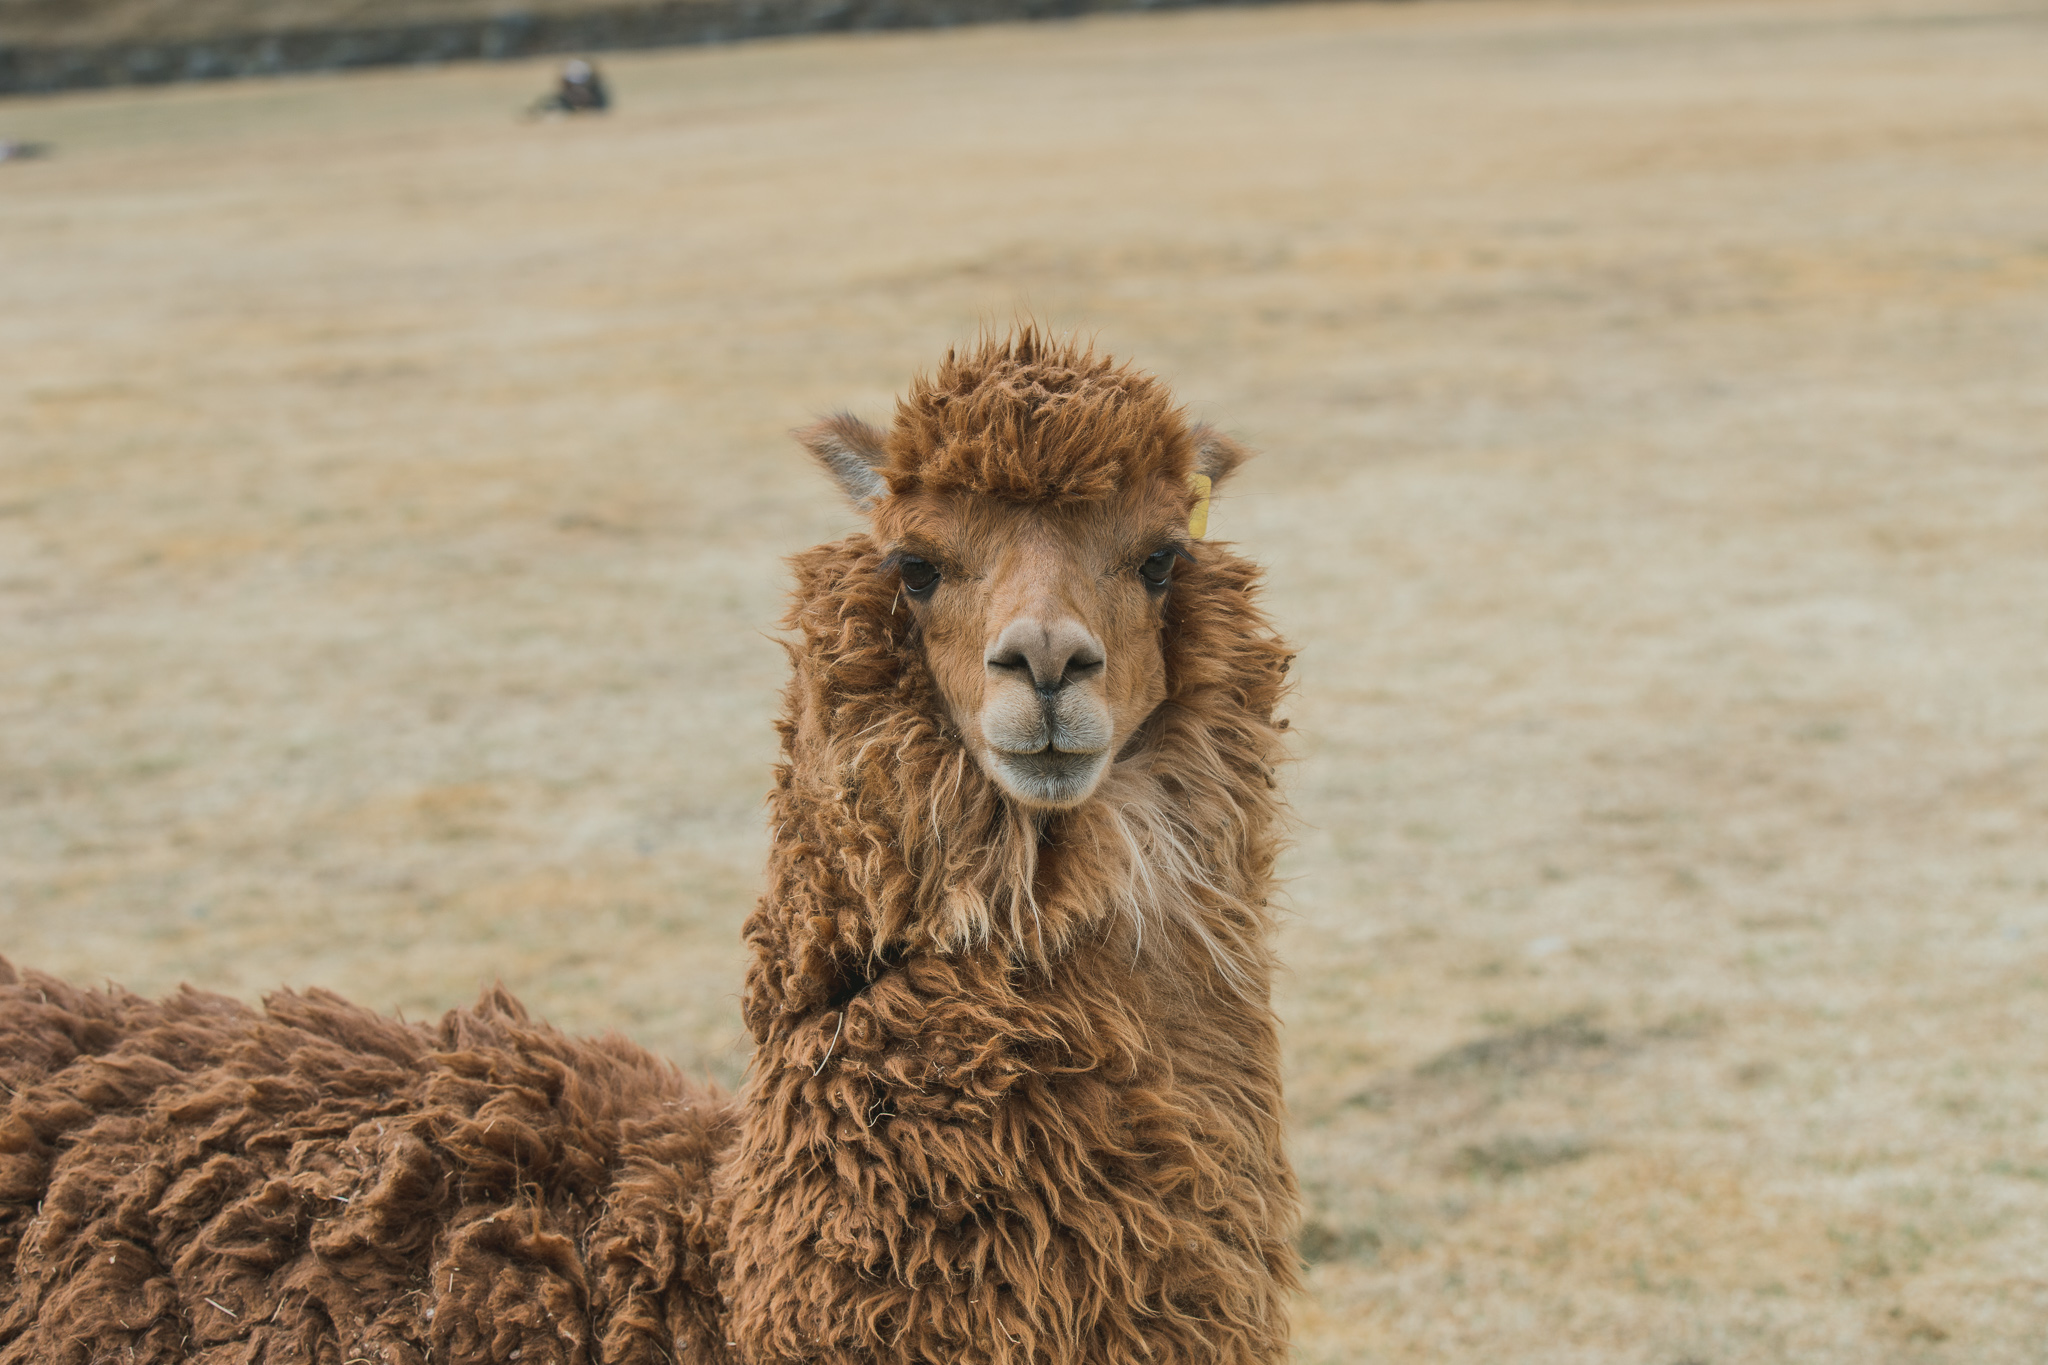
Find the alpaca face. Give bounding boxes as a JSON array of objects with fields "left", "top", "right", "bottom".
[
  {"left": 798, "top": 338, "right": 1248, "bottom": 811},
  {"left": 871, "top": 483, "right": 1184, "bottom": 808},
  {"left": 800, "top": 424, "right": 1243, "bottom": 811}
]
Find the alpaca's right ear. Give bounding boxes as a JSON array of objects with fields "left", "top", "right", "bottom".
[
  {"left": 798, "top": 414, "right": 891, "bottom": 511},
  {"left": 1189, "top": 424, "right": 1252, "bottom": 488}
]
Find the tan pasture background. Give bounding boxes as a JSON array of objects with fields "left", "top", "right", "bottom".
[{"left": 4, "top": 0, "right": 2047, "bottom": 1358}]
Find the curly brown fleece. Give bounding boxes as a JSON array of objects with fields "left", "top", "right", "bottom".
[
  {"left": 0, "top": 961, "right": 732, "bottom": 1365},
  {"left": 0, "top": 330, "right": 1296, "bottom": 1365},
  {"left": 877, "top": 328, "right": 1200, "bottom": 505}
]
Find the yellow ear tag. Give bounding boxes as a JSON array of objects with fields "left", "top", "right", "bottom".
[{"left": 1187, "top": 473, "right": 1213, "bottom": 539}]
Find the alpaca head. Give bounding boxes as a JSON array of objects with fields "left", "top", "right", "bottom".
[{"left": 799, "top": 330, "right": 1248, "bottom": 810}]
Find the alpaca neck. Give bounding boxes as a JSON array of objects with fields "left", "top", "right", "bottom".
[{"left": 719, "top": 744, "right": 1291, "bottom": 1365}]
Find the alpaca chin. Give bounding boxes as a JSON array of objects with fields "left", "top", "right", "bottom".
[{"left": 986, "top": 746, "right": 1110, "bottom": 809}]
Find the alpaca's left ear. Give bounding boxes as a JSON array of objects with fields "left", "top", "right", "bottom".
[
  {"left": 797, "top": 413, "right": 891, "bottom": 511},
  {"left": 1190, "top": 424, "right": 1252, "bottom": 488}
]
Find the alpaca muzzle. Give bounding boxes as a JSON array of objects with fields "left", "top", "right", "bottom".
[
  {"left": 973, "top": 612, "right": 1117, "bottom": 805},
  {"left": 980, "top": 675, "right": 1115, "bottom": 808}
]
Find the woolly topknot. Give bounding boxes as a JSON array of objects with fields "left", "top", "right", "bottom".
[{"left": 882, "top": 327, "right": 1194, "bottom": 503}]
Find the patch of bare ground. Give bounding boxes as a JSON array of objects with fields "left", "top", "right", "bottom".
[{"left": 4, "top": 0, "right": 2047, "bottom": 1358}]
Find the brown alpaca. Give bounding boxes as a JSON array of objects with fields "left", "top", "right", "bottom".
[{"left": 0, "top": 329, "right": 1297, "bottom": 1365}]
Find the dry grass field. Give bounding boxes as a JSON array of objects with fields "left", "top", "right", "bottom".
[{"left": 4, "top": 0, "right": 2047, "bottom": 1359}]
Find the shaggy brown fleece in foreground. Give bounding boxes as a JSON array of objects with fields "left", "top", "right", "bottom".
[{"left": 0, "top": 961, "right": 732, "bottom": 1364}]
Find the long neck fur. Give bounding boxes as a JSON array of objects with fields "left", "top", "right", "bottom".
[{"left": 715, "top": 531, "right": 1298, "bottom": 1365}]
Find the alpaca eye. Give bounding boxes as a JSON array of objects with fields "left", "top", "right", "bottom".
[
  {"left": 1139, "top": 549, "right": 1175, "bottom": 589},
  {"left": 899, "top": 557, "right": 939, "bottom": 595}
]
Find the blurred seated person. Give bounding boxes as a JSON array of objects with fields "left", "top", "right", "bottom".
[{"left": 532, "top": 59, "right": 610, "bottom": 115}]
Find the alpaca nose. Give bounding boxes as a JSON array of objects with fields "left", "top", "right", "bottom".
[{"left": 986, "top": 617, "right": 1105, "bottom": 696}]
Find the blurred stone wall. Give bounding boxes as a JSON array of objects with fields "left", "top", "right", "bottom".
[{"left": 0, "top": 0, "right": 1279, "bottom": 94}]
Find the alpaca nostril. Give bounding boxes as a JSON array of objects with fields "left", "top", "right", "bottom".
[{"left": 1040, "top": 654, "right": 1103, "bottom": 698}]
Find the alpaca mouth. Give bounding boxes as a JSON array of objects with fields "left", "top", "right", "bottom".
[{"left": 989, "top": 746, "right": 1110, "bottom": 809}]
